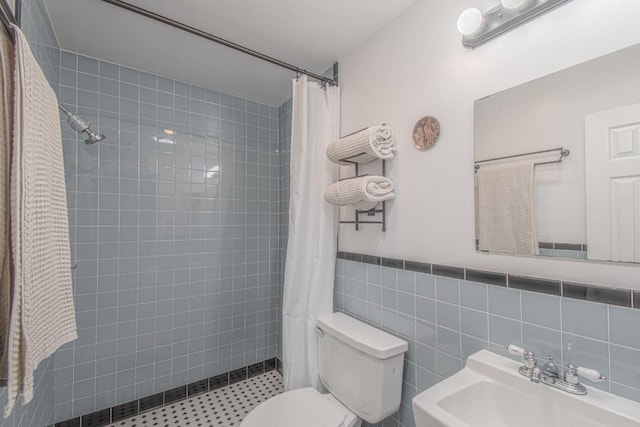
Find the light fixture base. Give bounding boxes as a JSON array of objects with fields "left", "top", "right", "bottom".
[{"left": 461, "top": 0, "right": 574, "bottom": 49}]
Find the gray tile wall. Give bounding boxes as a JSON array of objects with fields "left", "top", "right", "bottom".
[
  {"left": 0, "top": 1, "right": 58, "bottom": 426},
  {"left": 335, "top": 258, "right": 640, "bottom": 427},
  {"left": 54, "top": 50, "right": 281, "bottom": 422},
  {"left": 0, "top": 358, "right": 55, "bottom": 427},
  {"left": 20, "top": 0, "right": 58, "bottom": 88}
]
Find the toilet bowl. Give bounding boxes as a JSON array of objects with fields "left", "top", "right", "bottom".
[
  {"left": 241, "top": 387, "right": 361, "bottom": 427},
  {"left": 241, "top": 312, "right": 408, "bottom": 427}
]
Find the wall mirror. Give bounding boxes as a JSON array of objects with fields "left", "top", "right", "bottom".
[{"left": 474, "top": 43, "right": 640, "bottom": 264}]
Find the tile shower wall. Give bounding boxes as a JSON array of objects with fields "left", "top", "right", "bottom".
[
  {"left": 55, "top": 51, "right": 281, "bottom": 422},
  {"left": 0, "top": 1, "right": 59, "bottom": 426},
  {"left": 335, "top": 258, "right": 640, "bottom": 427},
  {"left": 20, "top": 0, "right": 58, "bottom": 86}
]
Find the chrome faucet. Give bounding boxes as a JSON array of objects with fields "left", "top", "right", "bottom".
[{"left": 505, "top": 344, "right": 607, "bottom": 395}]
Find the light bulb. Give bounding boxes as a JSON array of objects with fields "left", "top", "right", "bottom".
[
  {"left": 457, "top": 8, "right": 483, "bottom": 36},
  {"left": 501, "top": 0, "right": 533, "bottom": 10}
]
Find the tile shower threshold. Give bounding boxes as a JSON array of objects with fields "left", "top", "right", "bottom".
[
  {"left": 106, "top": 370, "right": 283, "bottom": 427},
  {"left": 53, "top": 358, "right": 281, "bottom": 427}
]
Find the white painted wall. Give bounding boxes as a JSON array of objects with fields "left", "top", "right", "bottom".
[
  {"left": 475, "top": 44, "right": 640, "bottom": 244},
  {"left": 337, "top": 0, "right": 640, "bottom": 289}
]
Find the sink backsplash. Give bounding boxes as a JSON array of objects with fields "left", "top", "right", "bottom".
[{"left": 334, "top": 253, "right": 640, "bottom": 427}]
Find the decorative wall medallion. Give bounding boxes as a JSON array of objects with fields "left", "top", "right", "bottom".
[{"left": 412, "top": 116, "right": 441, "bottom": 150}]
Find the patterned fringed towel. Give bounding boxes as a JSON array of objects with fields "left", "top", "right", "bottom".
[
  {"left": 0, "top": 26, "right": 13, "bottom": 387},
  {"left": 324, "top": 176, "right": 395, "bottom": 211},
  {"left": 326, "top": 125, "right": 395, "bottom": 165},
  {"left": 4, "top": 25, "right": 77, "bottom": 417}
]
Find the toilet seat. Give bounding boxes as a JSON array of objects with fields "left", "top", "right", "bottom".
[{"left": 240, "top": 387, "right": 360, "bottom": 427}]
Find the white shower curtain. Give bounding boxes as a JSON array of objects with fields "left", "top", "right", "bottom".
[{"left": 282, "top": 75, "right": 340, "bottom": 391}]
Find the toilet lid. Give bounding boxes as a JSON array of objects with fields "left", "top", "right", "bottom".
[{"left": 240, "top": 387, "right": 357, "bottom": 427}]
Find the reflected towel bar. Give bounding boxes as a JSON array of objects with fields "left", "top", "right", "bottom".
[{"left": 474, "top": 147, "right": 570, "bottom": 171}]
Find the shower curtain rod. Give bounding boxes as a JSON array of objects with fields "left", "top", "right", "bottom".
[{"left": 100, "top": 0, "right": 337, "bottom": 86}]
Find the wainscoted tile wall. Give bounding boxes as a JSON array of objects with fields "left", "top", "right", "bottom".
[
  {"left": 0, "top": 1, "right": 59, "bottom": 426},
  {"left": 55, "top": 50, "right": 281, "bottom": 422},
  {"left": 334, "top": 256, "right": 640, "bottom": 427},
  {"left": 538, "top": 242, "right": 587, "bottom": 260}
]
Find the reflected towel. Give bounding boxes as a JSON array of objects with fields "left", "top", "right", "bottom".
[
  {"left": 326, "top": 125, "right": 395, "bottom": 165},
  {"left": 477, "top": 160, "right": 539, "bottom": 255},
  {"left": 5, "top": 25, "right": 77, "bottom": 417},
  {"left": 324, "top": 176, "right": 395, "bottom": 211}
]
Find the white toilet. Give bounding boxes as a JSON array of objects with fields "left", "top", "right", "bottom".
[{"left": 241, "top": 312, "right": 408, "bottom": 427}]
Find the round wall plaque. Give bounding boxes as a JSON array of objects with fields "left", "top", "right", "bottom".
[{"left": 412, "top": 116, "right": 441, "bottom": 150}]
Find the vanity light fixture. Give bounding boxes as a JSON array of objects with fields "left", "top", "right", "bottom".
[
  {"left": 457, "top": 8, "right": 483, "bottom": 36},
  {"left": 500, "top": 0, "right": 534, "bottom": 10},
  {"left": 458, "top": 0, "right": 574, "bottom": 49}
]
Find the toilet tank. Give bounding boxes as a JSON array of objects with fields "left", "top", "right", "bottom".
[{"left": 316, "top": 312, "right": 408, "bottom": 423}]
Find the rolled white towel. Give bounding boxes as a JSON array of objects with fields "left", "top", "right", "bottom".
[
  {"left": 326, "top": 125, "right": 396, "bottom": 165},
  {"left": 324, "top": 176, "right": 395, "bottom": 211}
]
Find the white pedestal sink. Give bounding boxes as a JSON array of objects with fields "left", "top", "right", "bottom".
[{"left": 413, "top": 350, "right": 640, "bottom": 427}]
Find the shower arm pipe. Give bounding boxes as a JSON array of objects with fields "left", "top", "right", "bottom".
[
  {"left": 100, "top": 0, "right": 337, "bottom": 86},
  {"left": 58, "top": 104, "right": 72, "bottom": 117}
]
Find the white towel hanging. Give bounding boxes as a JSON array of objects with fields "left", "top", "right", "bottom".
[
  {"left": 326, "top": 125, "right": 395, "bottom": 165},
  {"left": 324, "top": 175, "right": 395, "bottom": 211}
]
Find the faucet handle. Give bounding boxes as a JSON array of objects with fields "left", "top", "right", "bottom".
[
  {"left": 564, "top": 364, "right": 607, "bottom": 386},
  {"left": 505, "top": 344, "right": 535, "bottom": 364},
  {"left": 506, "top": 344, "right": 537, "bottom": 378},
  {"left": 576, "top": 366, "right": 607, "bottom": 383},
  {"left": 506, "top": 344, "right": 526, "bottom": 357}
]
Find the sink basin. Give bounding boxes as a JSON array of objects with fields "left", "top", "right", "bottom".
[{"left": 413, "top": 350, "right": 640, "bottom": 427}]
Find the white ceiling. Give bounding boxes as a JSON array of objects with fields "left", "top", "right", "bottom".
[{"left": 43, "top": 0, "right": 415, "bottom": 105}]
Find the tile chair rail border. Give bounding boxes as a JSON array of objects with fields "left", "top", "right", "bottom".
[{"left": 337, "top": 251, "right": 638, "bottom": 309}]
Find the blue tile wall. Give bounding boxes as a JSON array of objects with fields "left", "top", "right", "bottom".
[
  {"left": 0, "top": 1, "right": 58, "bottom": 426},
  {"left": 334, "top": 258, "right": 640, "bottom": 427},
  {"left": 55, "top": 50, "right": 281, "bottom": 421},
  {"left": 20, "top": 0, "right": 59, "bottom": 89},
  {"left": 0, "top": 357, "right": 55, "bottom": 427}
]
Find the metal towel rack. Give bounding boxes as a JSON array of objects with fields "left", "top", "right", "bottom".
[
  {"left": 338, "top": 157, "right": 387, "bottom": 232},
  {"left": 474, "top": 147, "right": 570, "bottom": 171}
]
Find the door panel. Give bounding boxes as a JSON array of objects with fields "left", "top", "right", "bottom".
[{"left": 585, "top": 103, "right": 640, "bottom": 262}]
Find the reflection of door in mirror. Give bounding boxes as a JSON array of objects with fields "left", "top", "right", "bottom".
[{"left": 586, "top": 103, "right": 640, "bottom": 263}]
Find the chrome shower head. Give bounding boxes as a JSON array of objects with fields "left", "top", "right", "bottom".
[
  {"left": 60, "top": 105, "right": 106, "bottom": 145},
  {"left": 83, "top": 128, "right": 106, "bottom": 145}
]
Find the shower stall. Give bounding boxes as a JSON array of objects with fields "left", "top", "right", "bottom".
[
  {"left": 54, "top": 50, "right": 285, "bottom": 422},
  {"left": 0, "top": 0, "right": 341, "bottom": 424}
]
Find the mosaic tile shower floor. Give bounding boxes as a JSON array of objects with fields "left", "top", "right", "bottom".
[{"left": 107, "top": 371, "right": 283, "bottom": 427}]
